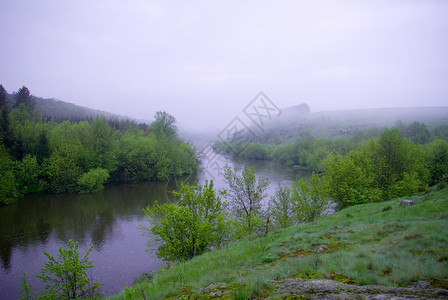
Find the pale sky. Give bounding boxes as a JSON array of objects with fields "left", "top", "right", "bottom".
[{"left": 1, "top": 0, "right": 447, "bottom": 132}]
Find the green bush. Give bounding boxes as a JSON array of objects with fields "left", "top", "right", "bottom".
[
  {"left": 425, "top": 139, "right": 448, "bottom": 185},
  {"left": 21, "top": 240, "right": 102, "bottom": 299},
  {"left": 291, "top": 172, "right": 331, "bottom": 222},
  {"left": 143, "top": 181, "right": 232, "bottom": 261},
  {"left": 77, "top": 168, "right": 110, "bottom": 194},
  {"left": 268, "top": 185, "right": 293, "bottom": 229}
]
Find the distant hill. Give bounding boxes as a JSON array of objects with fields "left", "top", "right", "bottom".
[
  {"left": 256, "top": 104, "right": 448, "bottom": 143},
  {"left": 35, "top": 97, "right": 127, "bottom": 121},
  {"left": 5, "top": 92, "right": 130, "bottom": 122}
]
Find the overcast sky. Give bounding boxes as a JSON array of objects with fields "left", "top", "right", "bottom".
[{"left": 1, "top": 0, "right": 447, "bottom": 132}]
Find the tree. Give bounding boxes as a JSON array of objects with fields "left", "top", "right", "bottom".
[
  {"left": 21, "top": 240, "right": 102, "bottom": 299},
  {"left": 89, "top": 118, "right": 117, "bottom": 171},
  {"left": 400, "top": 121, "right": 431, "bottom": 145},
  {"left": 222, "top": 165, "right": 270, "bottom": 235},
  {"left": 143, "top": 181, "right": 230, "bottom": 261},
  {"left": 324, "top": 148, "right": 381, "bottom": 208},
  {"left": 325, "top": 130, "right": 428, "bottom": 207},
  {"left": 0, "top": 145, "right": 19, "bottom": 205},
  {"left": 148, "top": 111, "right": 176, "bottom": 137},
  {"left": 113, "top": 130, "right": 157, "bottom": 182},
  {"left": 45, "top": 144, "right": 82, "bottom": 193},
  {"left": 0, "top": 84, "right": 7, "bottom": 109},
  {"left": 290, "top": 172, "right": 331, "bottom": 222},
  {"left": 268, "top": 185, "right": 293, "bottom": 229},
  {"left": 0, "top": 84, "right": 10, "bottom": 146},
  {"left": 14, "top": 154, "right": 45, "bottom": 195},
  {"left": 372, "top": 129, "right": 427, "bottom": 198},
  {"left": 425, "top": 139, "right": 448, "bottom": 185},
  {"left": 13, "top": 86, "right": 36, "bottom": 112}
]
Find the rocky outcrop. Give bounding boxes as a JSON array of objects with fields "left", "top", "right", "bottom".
[
  {"left": 272, "top": 278, "right": 448, "bottom": 299},
  {"left": 173, "top": 278, "right": 448, "bottom": 299}
]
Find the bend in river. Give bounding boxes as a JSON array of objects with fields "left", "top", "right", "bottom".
[{"left": 0, "top": 153, "right": 311, "bottom": 299}]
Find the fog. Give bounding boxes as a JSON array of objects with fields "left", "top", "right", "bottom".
[{"left": 1, "top": 0, "right": 447, "bottom": 133}]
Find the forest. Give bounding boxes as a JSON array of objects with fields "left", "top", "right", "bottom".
[{"left": 0, "top": 85, "right": 198, "bottom": 205}]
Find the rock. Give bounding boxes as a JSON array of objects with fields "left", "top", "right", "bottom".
[
  {"left": 412, "top": 281, "right": 431, "bottom": 289},
  {"left": 271, "top": 278, "right": 448, "bottom": 299},
  {"left": 194, "top": 282, "right": 227, "bottom": 294},
  {"left": 400, "top": 200, "right": 415, "bottom": 207},
  {"left": 310, "top": 245, "right": 329, "bottom": 253}
]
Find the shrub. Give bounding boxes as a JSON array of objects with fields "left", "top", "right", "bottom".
[
  {"left": 77, "top": 168, "right": 110, "bottom": 193},
  {"left": 143, "top": 181, "right": 232, "bottom": 261},
  {"left": 21, "top": 240, "right": 102, "bottom": 299},
  {"left": 268, "top": 185, "right": 294, "bottom": 229},
  {"left": 291, "top": 172, "right": 331, "bottom": 222},
  {"left": 222, "top": 165, "right": 270, "bottom": 235}
]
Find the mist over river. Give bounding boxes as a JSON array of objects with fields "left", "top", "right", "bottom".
[{"left": 0, "top": 153, "right": 311, "bottom": 299}]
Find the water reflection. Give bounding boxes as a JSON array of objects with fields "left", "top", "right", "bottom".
[{"left": 0, "top": 154, "right": 308, "bottom": 299}]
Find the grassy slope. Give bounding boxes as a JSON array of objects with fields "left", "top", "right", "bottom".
[{"left": 110, "top": 187, "right": 448, "bottom": 299}]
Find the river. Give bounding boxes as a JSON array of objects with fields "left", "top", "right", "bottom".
[{"left": 0, "top": 153, "right": 311, "bottom": 299}]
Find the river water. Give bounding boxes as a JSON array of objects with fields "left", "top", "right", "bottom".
[{"left": 0, "top": 154, "right": 311, "bottom": 299}]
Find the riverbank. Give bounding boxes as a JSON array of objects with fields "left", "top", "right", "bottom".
[{"left": 109, "top": 186, "right": 448, "bottom": 299}]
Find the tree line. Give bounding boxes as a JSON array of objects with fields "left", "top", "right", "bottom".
[
  {"left": 214, "top": 121, "right": 448, "bottom": 172},
  {"left": 0, "top": 85, "right": 198, "bottom": 205}
]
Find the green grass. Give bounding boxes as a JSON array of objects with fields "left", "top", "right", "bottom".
[{"left": 109, "top": 187, "right": 448, "bottom": 299}]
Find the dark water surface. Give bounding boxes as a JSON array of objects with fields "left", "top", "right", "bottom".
[{"left": 0, "top": 154, "right": 310, "bottom": 299}]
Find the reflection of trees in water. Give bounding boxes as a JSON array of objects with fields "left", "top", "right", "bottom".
[
  {"left": 0, "top": 238, "right": 13, "bottom": 270},
  {"left": 0, "top": 179, "right": 189, "bottom": 270}
]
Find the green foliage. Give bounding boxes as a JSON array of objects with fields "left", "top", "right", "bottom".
[
  {"left": 265, "top": 137, "right": 358, "bottom": 171},
  {"left": 0, "top": 91, "right": 198, "bottom": 202},
  {"left": 77, "top": 168, "right": 110, "bottom": 193},
  {"left": 425, "top": 139, "right": 448, "bottom": 185},
  {"left": 0, "top": 145, "right": 19, "bottom": 205},
  {"left": 325, "top": 150, "right": 381, "bottom": 208},
  {"left": 89, "top": 118, "right": 117, "bottom": 171},
  {"left": 14, "top": 154, "right": 45, "bottom": 195},
  {"left": 396, "top": 121, "right": 431, "bottom": 144},
  {"left": 325, "top": 130, "right": 429, "bottom": 207},
  {"left": 431, "top": 124, "right": 448, "bottom": 141},
  {"left": 11, "top": 120, "right": 50, "bottom": 160},
  {"left": 290, "top": 172, "right": 331, "bottom": 222},
  {"left": 148, "top": 111, "right": 177, "bottom": 137},
  {"left": 239, "top": 142, "right": 271, "bottom": 160},
  {"left": 45, "top": 144, "right": 83, "bottom": 193},
  {"left": 372, "top": 129, "right": 428, "bottom": 199},
  {"left": 268, "top": 185, "right": 293, "bottom": 229},
  {"left": 0, "top": 84, "right": 11, "bottom": 146},
  {"left": 222, "top": 165, "right": 270, "bottom": 235},
  {"left": 0, "top": 84, "right": 7, "bottom": 109},
  {"left": 114, "top": 130, "right": 157, "bottom": 182},
  {"left": 113, "top": 130, "right": 197, "bottom": 183},
  {"left": 143, "top": 181, "right": 231, "bottom": 261},
  {"left": 13, "top": 86, "right": 36, "bottom": 112},
  {"left": 21, "top": 240, "right": 102, "bottom": 299}
]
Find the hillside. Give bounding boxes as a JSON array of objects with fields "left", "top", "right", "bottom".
[
  {"left": 5, "top": 92, "right": 128, "bottom": 122},
  {"left": 110, "top": 186, "right": 448, "bottom": 299},
  {"left": 257, "top": 105, "right": 448, "bottom": 143},
  {"left": 34, "top": 97, "right": 124, "bottom": 121}
]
